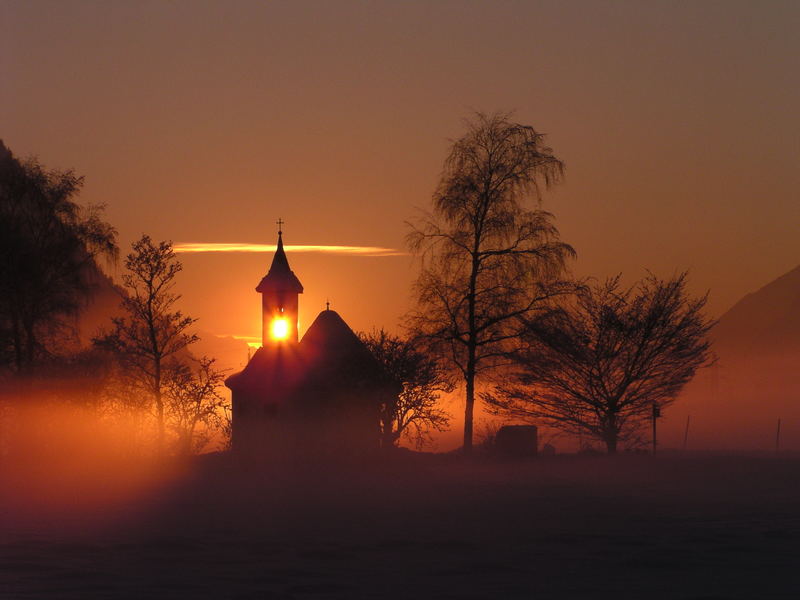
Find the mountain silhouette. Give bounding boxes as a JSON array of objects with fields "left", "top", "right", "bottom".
[
  {"left": 675, "top": 264, "right": 800, "bottom": 450},
  {"left": 73, "top": 265, "right": 125, "bottom": 347},
  {"left": 72, "top": 265, "right": 249, "bottom": 372},
  {"left": 713, "top": 264, "right": 800, "bottom": 360}
]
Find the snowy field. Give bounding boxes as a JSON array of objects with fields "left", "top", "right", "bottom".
[{"left": 2, "top": 453, "right": 799, "bottom": 599}]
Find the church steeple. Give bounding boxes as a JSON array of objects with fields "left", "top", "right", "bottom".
[{"left": 256, "top": 220, "right": 303, "bottom": 346}]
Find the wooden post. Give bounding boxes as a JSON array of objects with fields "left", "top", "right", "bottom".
[
  {"left": 652, "top": 403, "right": 660, "bottom": 457},
  {"left": 683, "top": 415, "right": 690, "bottom": 452}
]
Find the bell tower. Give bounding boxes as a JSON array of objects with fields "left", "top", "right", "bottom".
[{"left": 255, "top": 220, "right": 303, "bottom": 346}]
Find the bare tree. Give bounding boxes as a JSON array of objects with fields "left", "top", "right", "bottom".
[
  {"left": 95, "top": 236, "right": 197, "bottom": 452},
  {"left": 360, "top": 329, "right": 452, "bottom": 449},
  {"left": 0, "top": 141, "right": 117, "bottom": 372},
  {"left": 407, "top": 112, "right": 575, "bottom": 453},
  {"left": 484, "top": 273, "right": 715, "bottom": 454},
  {"left": 164, "top": 356, "right": 227, "bottom": 454}
]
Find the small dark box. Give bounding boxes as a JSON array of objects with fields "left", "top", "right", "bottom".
[{"left": 495, "top": 425, "right": 538, "bottom": 457}]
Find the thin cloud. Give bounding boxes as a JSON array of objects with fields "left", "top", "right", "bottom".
[
  {"left": 174, "top": 243, "right": 407, "bottom": 257},
  {"left": 229, "top": 335, "right": 262, "bottom": 349}
]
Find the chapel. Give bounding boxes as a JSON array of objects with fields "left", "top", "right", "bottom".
[{"left": 225, "top": 225, "right": 398, "bottom": 458}]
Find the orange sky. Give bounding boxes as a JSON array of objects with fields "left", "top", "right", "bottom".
[{"left": 2, "top": 0, "right": 799, "bottom": 343}]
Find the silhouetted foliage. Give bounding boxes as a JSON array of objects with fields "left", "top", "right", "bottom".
[
  {"left": 95, "top": 236, "right": 198, "bottom": 452},
  {"left": 484, "top": 273, "right": 715, "bottom": 454},
  {"left": 360, "top": 329, "right": 452, "bottom": 449},
  {"left": 407, "top": 112, "right": 575, "bottom": 453},
  {"left": 164, "top": 356, "right": 227, "bottom": 455},
  {"left": 0, "top": 141, "right": 117, "bottom": 372}
]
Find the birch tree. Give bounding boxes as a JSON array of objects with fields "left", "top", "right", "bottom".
[{"left": 407, "top": 112, "right": 574, "bottom": 453}]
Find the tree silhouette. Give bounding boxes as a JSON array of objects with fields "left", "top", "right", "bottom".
[
  {"left": 0, "top": 141, "right": 117, "bottom": 372},
  {"left": 95, "top": 236, "right": 197, "bottom": 452},
  {"left": 360, "top": 329, "right": 452, "bottom": 449},
  {"left": 164, "top": 356, "right": 227, "bottom": 454},
  {"left": 407, "top": 112, "right": 575, "bottom": 453},
  {"left": 484, "top": 273, "right": 715, "bottom": 454}
]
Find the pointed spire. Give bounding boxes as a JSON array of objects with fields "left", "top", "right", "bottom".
[
  {"left": 269, "top": 229, "right": 291, "bottom": 275},
  {"left": 256, "top": 221, "right": 303, "bottom": 293}
]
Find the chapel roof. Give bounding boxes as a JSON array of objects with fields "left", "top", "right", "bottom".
[{"left": 225, "top": 308, "right": 398, "bottom": 400}]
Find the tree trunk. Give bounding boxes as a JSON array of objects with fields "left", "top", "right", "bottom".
[
  {"left": 184, "top": 420, "right": 198, "bottom": 455},
  {"left": 463, "top": 245, "right": 480, "bottom": 455},
  {"left": 382, "top": 422, "right": 395, "bottom": 450},
  {"left": 604, "top": 412, "right": 619, "bottom": 455},
  {"left": 381, "top": 398, "right": 397, "bottom": 449},
  {"left": 463, "top": 348, "right": 476, "bottom": 454},
  {"left": 154, "top": 367, "right": 164, "bottom": 454}
]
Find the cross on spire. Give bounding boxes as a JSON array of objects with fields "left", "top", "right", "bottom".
[{"left": 276, "top": 218, "right": 284, "bottom": 235}]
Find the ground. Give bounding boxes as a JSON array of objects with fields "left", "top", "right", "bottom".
[{"left": 1, "top": 453, "right": 798, "bottom": 599}]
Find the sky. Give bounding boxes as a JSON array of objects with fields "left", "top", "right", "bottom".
[{"left": 2, "top": 0, "right": 799, "bottom": 345}]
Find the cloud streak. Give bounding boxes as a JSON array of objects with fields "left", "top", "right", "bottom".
[{"left": 174, "top": 243, "right": 407, "bottom": 257}]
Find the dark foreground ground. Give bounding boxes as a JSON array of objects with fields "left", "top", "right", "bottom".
[{"left": 1, "top": 452, "right": 799, "bottom": 599}]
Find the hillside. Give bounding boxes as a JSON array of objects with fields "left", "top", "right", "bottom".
[
  {"left": 669, "top": 264, "right": 800, "bottom": 451},
  {"left": 74, "top": 265, "right": 125, "bottom": 346},
  {"left": 712, "top": 264, "right": 800, "bottom": 359},
  {"left": 74, "top": 266, "right": 249, "bottom": 374}
]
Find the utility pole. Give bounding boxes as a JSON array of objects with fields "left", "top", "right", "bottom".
[
  {"left": 775, "top": 418, "right": 782, "bottom": 454},
  {"left": 652, "top": 403, "right": 661, "bottom": 456}
]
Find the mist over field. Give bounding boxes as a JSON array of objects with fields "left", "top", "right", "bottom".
[{"left": 2, "top": 440, "right": 799, "bottom": 599}]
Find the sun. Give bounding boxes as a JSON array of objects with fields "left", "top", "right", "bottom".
[{"left": 269, "top": 317, "right": 290, "bottom": 341}]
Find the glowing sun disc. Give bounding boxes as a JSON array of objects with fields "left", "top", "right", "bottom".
[{"left": 270, "top": 317, "right": 290, "bottom": 340}]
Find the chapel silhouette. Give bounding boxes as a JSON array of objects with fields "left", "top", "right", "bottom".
[{"left": 225, "top": 224, "right": 398, "bottom": 458}]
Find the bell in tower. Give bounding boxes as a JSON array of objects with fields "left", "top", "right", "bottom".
[{"left": 255, "top": 220, "right": 304, "bottom": 346}]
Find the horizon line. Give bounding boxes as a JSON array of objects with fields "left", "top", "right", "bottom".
[{"left": 174, "top": 242, "right": 408, "bottom": 257}]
